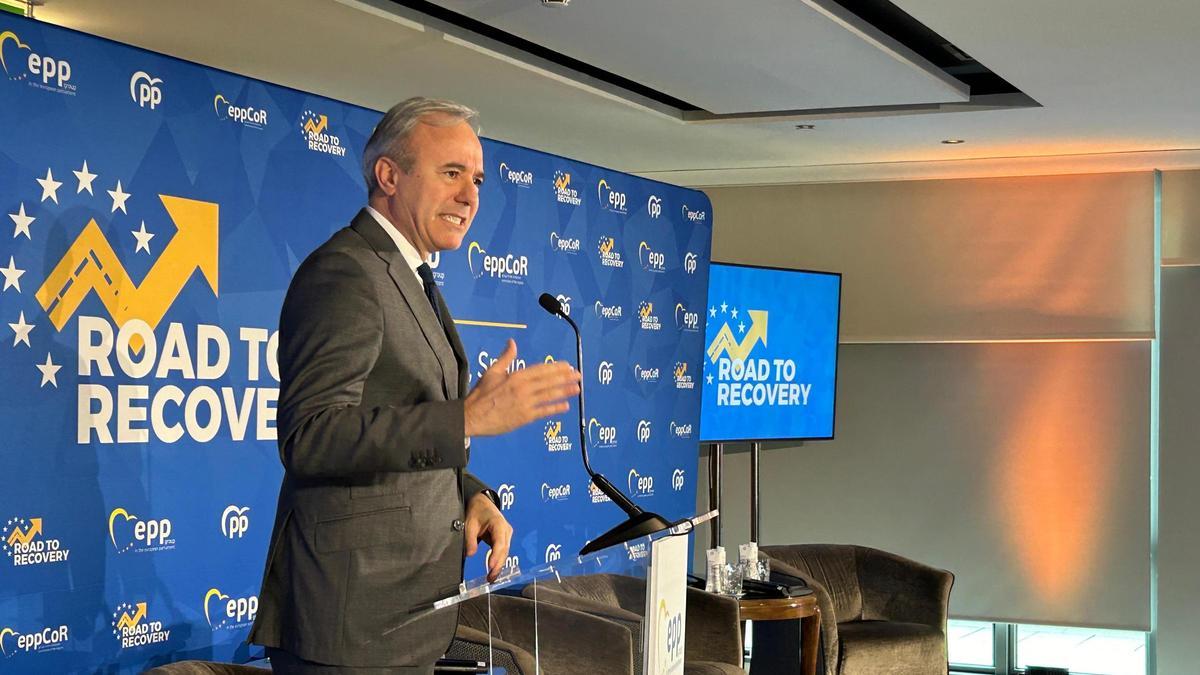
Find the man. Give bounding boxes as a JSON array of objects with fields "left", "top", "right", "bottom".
[{"left": 249, "top": 98, "right": 581, "bottom": 673}]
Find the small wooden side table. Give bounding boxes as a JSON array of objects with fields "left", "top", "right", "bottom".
[{"left": 738, "top": 595, "right": 821, "bottom": 675}]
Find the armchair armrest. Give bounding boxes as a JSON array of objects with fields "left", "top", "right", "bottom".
[
  {"left": 684, "top": 587, "right": 743, "bottom": 666},
  {"left": 762, "top": 556, "right": 841, "bottom": 675},
  {"left": 857, "top": 548, "right": 954, "bottom": 628},
  {"left": 449, "top": 624, "right": 537, "bottom": 675}
]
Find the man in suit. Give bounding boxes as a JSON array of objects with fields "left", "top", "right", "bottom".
[{"left": 249, "top": 98, "right": 581, "bottom": 673}]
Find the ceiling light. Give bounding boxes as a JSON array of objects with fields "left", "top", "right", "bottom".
[
  {"left": 540, "top": 0, "right": 570, "bottom": 6},
  {"left": 941, "top": 139, "right": 966, "bottom": 144},
  {"left": 795, "top": 124, "right": 815, "bottom": 130}
]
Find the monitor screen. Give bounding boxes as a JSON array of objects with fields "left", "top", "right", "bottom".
[{"left": 699, "top": 262, "right": 841, "bottom": 442}]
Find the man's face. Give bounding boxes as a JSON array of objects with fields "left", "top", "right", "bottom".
[{"left": 380, "top": 116, "right": 484, "bottom": 259}]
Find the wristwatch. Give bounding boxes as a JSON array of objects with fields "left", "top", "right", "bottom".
[{"left": 480, "top": 488, "right": 502, "bottom": 510}]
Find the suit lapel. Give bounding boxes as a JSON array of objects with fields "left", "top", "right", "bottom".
[{"left": 351, "top": 210, "right": 457, "bottom": 400}]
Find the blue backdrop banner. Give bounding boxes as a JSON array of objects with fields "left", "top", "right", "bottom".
[{"left": 0, "top": 15, "right": 711, "bottom": 673}]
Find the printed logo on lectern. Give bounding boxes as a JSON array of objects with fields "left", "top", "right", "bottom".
[
  {"left": 638, "top": 241, "right": 667, "bottom": 273},
  {"left": 544, "top": 543, "right": 563, "bottom": 563},
  {"left": 129, "top": 71, "right": 163, "bottom": 109},
  {"left": 204, "top": 588, "right": 258, "bottom": 631},
  {"left": 552, "top": 171, "right": 581, "bottom": 206},
  {"left": 594, "top": 300, "right": 623, "bottom": 322},
  {"left": 220, "top": 505, "right": 250, "bottom": 540},
  {"left": 108, "top": 507, "right": 175, "bottom": 554},
  {"left": 499, "top": 161, "right": 533, "bottom": 188},
  {"left": 110, "top": 601, "right": 170, "bottom": 649},
  {"left": 671, "top": 468, "right": 686, "bottom": 491},
  {"left": 467, "top": 241, "right": 529, "bottom": 284},
  {"left": 549, "top": 231, "right": 581, "bottom": 254},
  {"left": 659, "top": 598, "right": 685, "bottom": 671},
  {"left": 637, "top": 302, "right": 661, "bottom": 331},
  {"left": 0, "top": 30, "right": 74, "bottom": 94},
  {"left": 647, "top": 195, "right": 663, "bottom": 219},
  {"left": 2, "top": 517, "right": 69, "bottom": 567},
  {"left": 497, "top": 483, "right": 517, "bottom": 511},
  {"left": 543, "top": 420, "right": 573, "bottom": 453},
  {"left": 213, "top": 93, "right": 268, "bottom": 129},
  {"left": 587, "top": 417, "right": 617, "bottom": 449},
  {"left": 675, "top": 303, "right": 700, "bottom": 332},
  {"left": 628, "top": 469, "right": 654, "bottom": 497},
  {"left": 541, "top": 482, "right": 571, "bottom": 502},
  {"left": 596, "top": 235, "right": 625, "bottom": 268},
  {"left": 299, "top": 110, "right": 347, "bottom": 157},
  {"left": 673, "top": 362, "right": 695, "bottom": 390},
  {"left": 682, "top": 204, "right": 707, "bottom": 224},
  {"left": 0, "top": 623, "right": 69, "bottom": 658},
  {"left": 597, "top": 179, "right": 627, "bottom": 214}
]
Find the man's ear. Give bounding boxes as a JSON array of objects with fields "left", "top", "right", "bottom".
[{"left": 374, "top": 156, "right": 397, "bottom": 195}]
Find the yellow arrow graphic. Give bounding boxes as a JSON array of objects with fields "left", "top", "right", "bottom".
[
  {"left": 204, "top": 588, "right": 229, "bottom": 627},
  {"left": 6, "top": 518, "right": 42, "bottom": 547},
  {"left": 706, "top": 310, "right": 768, "bottom": 363},
  {"left": 303, "top": 115, "right": 328, "bottom": 136},
  {"left": 35, "top": 195, "right": 218, "bottom": 352},
  {"left": 115, "top": 603, "right": 147, "bottom": 632}
]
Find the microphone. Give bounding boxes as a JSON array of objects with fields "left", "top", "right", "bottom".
[{"left": 538, "top": 292, "right": 672, "bottom": 555}]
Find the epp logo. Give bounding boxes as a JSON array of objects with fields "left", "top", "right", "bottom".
[
  {"left": 129, "top": 71, "right": 163, "bottom": 109},
  {"left": 598, "top": 179, "right": 627, "bottom": 214},
  {"left": 598, "top": 360, "right": 614, "bottom": 385},
  {"left": 204, "top": 588, "right": 258, "bottom": 630},
  {"left": 682, "top": 204, "right": 707, "bottom": 223},
  {"left": 549, "top": 231, "right": 581, "bottom": 254},
  {"left": 212, "top": 93, "right": 268, "bottom": 128},
  {"left": 108, "top": 508, "right": 174, "bottom": 554},
  {"left": 638, "top": 242, "right": 666, "bottom": 272},
  {"left": 541, "top": 482, "right": 571, "bottom": 502},
  {"left": 0, "top": 625, "right": 69, "bottom": 657},
  {"left": 647, "top": 195, "right": 663, "bottom": 219},
  {"left": 497, "top": 483, "right": 517, "bottom": 511},
  {"left": 627, "top": 469, "right": 654, "bottom": 497},
  {"left": 0, "top": 30, "right": 74, "bottom": 93},
  {"left": 499, "top": 162, "right": 533, "bottom": 188},
  {"left": 555, "top": 294, "right": 572, "bottom": 316},
  {"left": 636, "top": 420, "right": 652, "bottom": 443},
  {"left": 684, "top": 252, "right": 698, "bottom": 275},
  {"left": 587, "top": 418, "right": 617, "bottom": 448},
  {"left": 220, "top": 505, "right": 249, "bottom": 540},
  {"left": 675, "top": 303, "right": 700, "bottom": 332},
  {"left": 671, "top": 468, "right": 686, "bottom": 491},
  {"left": 660, "top": 599, "right": 685, "bottom": 670},
  {"left": 544, "top": 543, "right": 563, "bottom": 563},
  {"left": 594, "top": 300, "right": 624, "bottom": 321}
]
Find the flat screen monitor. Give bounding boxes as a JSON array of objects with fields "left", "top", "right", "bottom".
[{"left": 699, "top": 262, "right": 841, "bottom": 442}]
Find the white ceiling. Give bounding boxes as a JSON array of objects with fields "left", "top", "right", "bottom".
[{"left": 36, "top": 0, "right": 1200, "bottom": 186}]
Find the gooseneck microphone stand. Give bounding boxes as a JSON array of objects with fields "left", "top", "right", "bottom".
[{"left": 537, "top": 293, "right": 672, "bottom": 555}]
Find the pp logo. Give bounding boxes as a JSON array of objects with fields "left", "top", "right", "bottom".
[
  {"left": 220, "top": 505, "right": 249, "bottom": 540},
  {"left": 636, "top": 420, "right": 652, "bottom": 444},
  {"left": 675, "top": 303, "right": 700, "bottom": 332},
  {"left": 588, "top": 418, "right": 617, "bottom": 448},
  {"left": 544, "top": 543, "right": 563, "bottom": 563},
  {"left": 204, "top": 588, "right": 258, "bottom": 630},
  {"left": 129, "top": 71, "right": 163, "bottom": 109},
  {"left": 597, "top": 360, "right": 614, "bottom": 385},
  {"left": 638, "top": 242, "right": 666, "bottom": 272},
  {"left": 628, "top": 469, "right": 654, "bottom": 497},
  {"left": 647, "top": 195, "right": 663, "bottom": 219},
  {"left": 684, "top": 252, "right": 698, "bottom": 275},
  {"left": 671, "top": 469, "right": 686, "bottom": 491},
  {"left": 497, "top": 483, "right": 517, "bottom": 511},
  {"left": 108, "top": 508, "right": 175, "bottom": 554},
  {"left": 555, "top": 294, "right": 572, "bottom": 316}
]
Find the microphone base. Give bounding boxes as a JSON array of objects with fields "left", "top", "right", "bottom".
[{"left": 579, "top": 511, "right": 673, "bottom": 556}]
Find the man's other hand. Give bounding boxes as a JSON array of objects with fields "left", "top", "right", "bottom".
[
  {"left": 463, "top": 338, "right": 581, "bottom": 437},
  {"left": 465, "top": 491, "right": 514, "bottom": 582}
]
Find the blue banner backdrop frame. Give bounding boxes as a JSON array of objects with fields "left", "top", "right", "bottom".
[{"left": 0, "top": 14, "right": 711, "bottom": 673}]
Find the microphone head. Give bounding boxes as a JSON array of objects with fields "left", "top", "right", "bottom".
[{"left": 538, "top": 292, "right": 563, "bottom": 315}]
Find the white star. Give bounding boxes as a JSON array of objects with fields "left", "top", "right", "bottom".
[
  {"left": 36, "top": 168, "right": 63, "bottom": 204},
  {"left": 36, "top": 352, "right": 61, "bottom": 388},
  {"left": 108, "top": 180, "right": 131, "bottom": 214},
  {"left": 709, "top": 306, "right": 717, "bottom": 318},
  {"left": 8, "top": 311, "right": 34, "bottom": 347},
  {"left": 706, "top": 374, "right": 713, "bottom": 385},
  {"left": 720, "top": 301, "right": 728, "bottom": 314},
  {"left": 131, "top": 221, "right": 154, "bottom": 254},
  {"left": 1, "top": 256, "right": 25, "bottom": 292},
  {"left": 74, "top": 160, "right": 98, "bottom": 195},
  {"left": 738, "top": 321, "right": 746, "bottom": 334},
  {"left": 8, "top": 203, "right": 34, "bottom": 239},
  {"left": 731, "top": 308, "right": 739, "bottom": 319}
]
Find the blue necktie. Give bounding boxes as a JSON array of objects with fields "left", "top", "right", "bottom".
[{"left": 416, "top": 262, "right": 443, "bottom": 327}]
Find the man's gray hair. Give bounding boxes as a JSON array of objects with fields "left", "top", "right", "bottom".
[{"left": 362, "top": 97, "right": 480, "bottom": 194}]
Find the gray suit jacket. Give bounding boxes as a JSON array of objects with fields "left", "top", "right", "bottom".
[{"left": 249, "top": 210, "right": 488, "bottom": 668}]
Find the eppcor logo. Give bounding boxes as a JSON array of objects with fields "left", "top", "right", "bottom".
[
  {"left": 541, "top": 482, "right": 571, "bottom": 502},
  {"left": 594, "top": 300, "right": 623, "bottom": 321},
  {"left": 499, "top": 161, "right": 533, "bottom": 188},
  {"left": 682, "top": 204, "right": 707, "bottom": 223}
]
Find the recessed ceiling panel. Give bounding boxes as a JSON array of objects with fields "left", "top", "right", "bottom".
[{"left": 422, "top": 0, "right": 969, "bottom": 114}]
